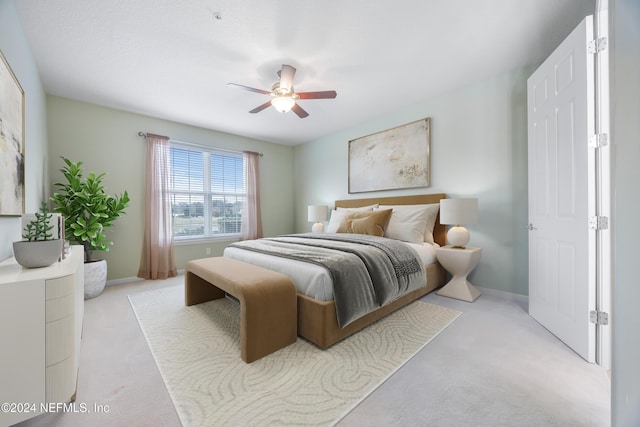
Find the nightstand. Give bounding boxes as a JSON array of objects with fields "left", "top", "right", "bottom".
[{"left": 435, "top": 246, "right": 482, "bottom": 302}]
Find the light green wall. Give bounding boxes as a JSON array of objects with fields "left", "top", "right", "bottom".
[
  {"left": 47, "top": 96, "right": 295, "bottom": 280},
  {"left": 0, "top": 0, "right": 49, "bottom": 260},
  {"left": 294, "top": 67, "right": 533, "bottom": 295}
]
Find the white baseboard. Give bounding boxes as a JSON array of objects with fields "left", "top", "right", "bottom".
[
  {"left": 106, "top": 276, "right": 143, "bottom": 286},
  {"left": 106, "top": 269, "right": 185, "bottom": 287},
  {"left": 476, "top": 286, "right": 528, "bottom": 304}
]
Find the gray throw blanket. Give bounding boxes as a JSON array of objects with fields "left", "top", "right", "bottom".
[{"left": 229, "top": 233, "right": 426, "bottom": 327}]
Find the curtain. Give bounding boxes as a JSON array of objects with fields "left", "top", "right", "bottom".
[
  {"left": 138, "top": 133, "right": 177, "bottom": 279},
  {"left": 241, "top": 151, "right": 262, "bottom": 240}
]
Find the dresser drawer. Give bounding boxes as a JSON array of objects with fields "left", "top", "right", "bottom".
[
  {"left": 46, "top": 314, "right": 74, "bottom": 366},
  {"left": 46, "top": 293, "right": 74, "bottom": 322},
  {"left": 45, "top": 356, "right": 74, "bottom": 403},
  {"left": 46, "top": 274, "right": 75, "bottom": 300}
]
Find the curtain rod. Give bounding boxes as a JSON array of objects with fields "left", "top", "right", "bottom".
[{"left": 138, "top": 132, "right": 263, "bottom": 157}]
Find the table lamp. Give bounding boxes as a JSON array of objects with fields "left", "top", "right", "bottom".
[
  {"left": 439, "top": 198, "right": 478, "bottom": 248},
  {"left": 307, "top": 205, "right": 328, "bottom": 233}
]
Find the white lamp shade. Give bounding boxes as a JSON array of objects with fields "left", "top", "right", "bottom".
[
  {"left": 308, "top": 205, "right": 328, "bottom": 222},
  {"left": 439, "top": 198, "right": 478, "bottom": 225}
]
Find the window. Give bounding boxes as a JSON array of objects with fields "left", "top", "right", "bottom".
[{"left": 169, "top": 142, "right": 245, "bottom": 241}]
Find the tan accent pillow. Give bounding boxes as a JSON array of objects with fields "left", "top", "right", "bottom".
[
  {"left": 327, "top": 204, "right": 379, "bottom": 233},
  {"left": 336, "top": 209, "right": 393, "bottom": 237}
]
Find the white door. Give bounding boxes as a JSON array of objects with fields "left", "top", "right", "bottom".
[{"left": 527, "top": 16, "right": 596, "bottom": 362}]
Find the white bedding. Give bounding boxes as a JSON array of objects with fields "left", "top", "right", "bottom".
[{"left": 223, "top": 239, "right": 438, "bottom": 301}]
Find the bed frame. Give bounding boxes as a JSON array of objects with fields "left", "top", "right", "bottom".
[{"left": 297, "top": 193, "right": 447, "bottom": 348}]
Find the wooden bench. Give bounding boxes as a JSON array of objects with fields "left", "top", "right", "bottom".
[{"left": 184, "top": 257, "right": 297, "bottom": 363}]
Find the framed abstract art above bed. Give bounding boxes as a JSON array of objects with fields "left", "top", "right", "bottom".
[
  {"left": 348, "top": 118, "right": 431, "bottom": 193},
  {"left": 0, "top": 48, "right": 25, "bottom": 216}
]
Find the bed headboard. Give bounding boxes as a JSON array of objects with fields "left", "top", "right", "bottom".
[{"left": 334, "top": 193, "right": 447, "bottom": 246}]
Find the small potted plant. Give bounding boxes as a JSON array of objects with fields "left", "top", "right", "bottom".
[{"left": 12, "top": 202, "right": 63, "bottom": 268}]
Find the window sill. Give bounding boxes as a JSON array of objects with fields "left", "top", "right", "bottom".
[{"left": 173, "top": 236, "right": 240, "bottom": 246}]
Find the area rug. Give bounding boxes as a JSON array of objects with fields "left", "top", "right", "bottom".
[{"left": 129, "top": 286, "right": 460, "bottom": 426}]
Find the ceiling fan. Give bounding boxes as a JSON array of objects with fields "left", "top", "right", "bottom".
[{"left": 227, "top": 64, "right": 337, "bottom": 118}]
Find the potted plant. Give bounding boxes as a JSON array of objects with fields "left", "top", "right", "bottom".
[
  {"left": 51, "top": 157, "right": 130, "bottom": 299},
  {"left": 12, "top": 202, "right": 63, "bottom": 268}
]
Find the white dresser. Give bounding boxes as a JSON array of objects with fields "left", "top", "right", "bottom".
[{"left": 0, "top": 246, "right": 84, "bottom": 426}]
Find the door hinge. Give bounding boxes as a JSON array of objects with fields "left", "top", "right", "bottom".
[
  {"left": 588, "top": 37, "right": 608, "bottom": 54},
  {"left": 589, "top": 216, "right": 609, "bottom": 230},
  {"left": 590, "top": 310, "right": 609, "bottom": 325},
  {"left": 588, "top": 133, "right": 608, "bottom": 149}
]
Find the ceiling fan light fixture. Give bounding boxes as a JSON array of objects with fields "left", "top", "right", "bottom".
[
  {"left": 271, "top": 96, "right": 295, "bottom": 113},
  {"left": 229, "top": 64, "right": 335, "bottom": 118}
]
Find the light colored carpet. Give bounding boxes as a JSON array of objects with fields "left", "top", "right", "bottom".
[{"left": 129, "top": 285, "right": 460, "bottom": 427}]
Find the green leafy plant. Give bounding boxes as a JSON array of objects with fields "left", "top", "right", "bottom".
[
  {"left": 22, "top": 202, "right": 55, "bottom": 241},
  {"left": 51, "top": 157, "right": 130, "bottom": 262}
]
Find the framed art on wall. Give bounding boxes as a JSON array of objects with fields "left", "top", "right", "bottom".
[
  {"left": 348, "top": 118, "right": 430, "bottom": 193},
  {"left": 0, "top": 48, "right": 25, "bottom": 216}
]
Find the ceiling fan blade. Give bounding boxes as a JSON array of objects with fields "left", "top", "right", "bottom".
[
  {"left": 249, "top": 101, "right": 273, "bottom": 114},
  {"left": 279, "top": 64, "right": 296, "bottom": 92},
  {"left": 296, "top": 90, "right": 337, "bottom": 99},
  {"left": 292, "top": 103, "right": 309, "bottom": 118},
  {"left": 227, "top": 83, "right": 271, "bottom": 95}
]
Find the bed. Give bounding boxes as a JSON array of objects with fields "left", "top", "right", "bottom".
[{"left": 223, "top": 193, "right": 447, "bottom": 348}]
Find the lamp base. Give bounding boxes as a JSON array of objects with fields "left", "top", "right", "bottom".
[
  {"left": 312, "top": 222, "right": 325, "bottom": 233},
  {"left": 447, "top": 226, "right": 470, "bottom": 248}
]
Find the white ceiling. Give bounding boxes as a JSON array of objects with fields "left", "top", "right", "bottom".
[{"left": 15, "top": 0, "right": 593, "bottom": 146}]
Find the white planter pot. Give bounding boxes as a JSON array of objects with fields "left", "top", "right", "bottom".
[{"left": 84, "top": 259, "right": 107, "bottom": 299}]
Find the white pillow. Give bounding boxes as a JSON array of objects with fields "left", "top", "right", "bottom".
[
  {"left": 377, "top": 203, "right": 440, "bottom": 244},
  {"left": 376, "top": 205, "right": 428, "bottom": 243},
  {"left": 422, "top": 204, "right": 440, "bottom": 244},
  {"left": 327, "top": 205, "right": 377, "bottom": 233}
]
